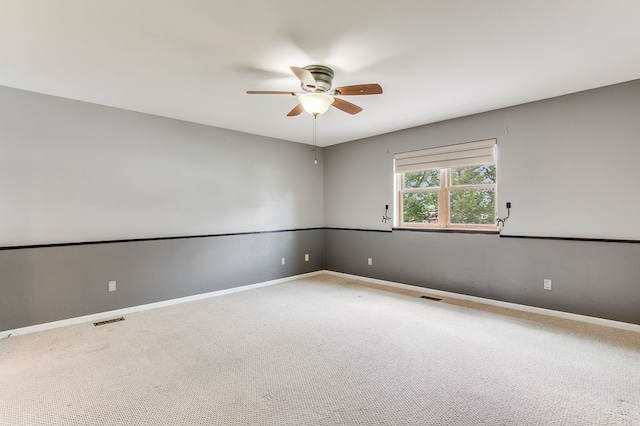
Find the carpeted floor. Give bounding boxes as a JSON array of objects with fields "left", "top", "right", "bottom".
[{"left": 1, "top": 274, "right": 639, "bottom": 425}]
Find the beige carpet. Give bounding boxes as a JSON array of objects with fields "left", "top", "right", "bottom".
[{"left": 1, "top": 274, "right": 639, "bottom": 425}]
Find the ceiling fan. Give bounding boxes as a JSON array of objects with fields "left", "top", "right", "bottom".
[{"left": 246, "top": 65, "right": 383, "bottom": 116}]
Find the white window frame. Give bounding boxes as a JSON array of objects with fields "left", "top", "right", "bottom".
[{"left": 394, "top": 139, "right": 497, "bottom": 232}]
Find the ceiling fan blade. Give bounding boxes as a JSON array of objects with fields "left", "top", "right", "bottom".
[
  {"left": 332, "top": 98, "right": 363, "bottom": 115},
  {"left": 287, "top": 103, "right": 305, "bottom": 117},
  {"left": 334, "top": 84, "right": 383, "bottom": 96},
  {"left": 246, "top": 91, "right": 296, "bottom": 95},
  {"left": 290, "top": 66, "right": 317, "bottom": 89}
]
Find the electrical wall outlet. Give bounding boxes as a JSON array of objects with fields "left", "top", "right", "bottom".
[
  {"left": 367, "top": 258, "right": 373, "bottom": 266},
  {"left": 543, "top": 279, "right": 552, "bottom": 290},
  {"left": 281, "top": 257, "right": 285, "bottom": 265},
  {"left": 108, "top": 281, "right": 117, "bottom": 292},
  {"left": 304, "top": 254, "right": 309, "bottom": 262}
]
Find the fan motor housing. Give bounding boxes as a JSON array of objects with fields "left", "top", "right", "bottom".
[{"left": 303, "top": 65, "right": 334, "bottom": 92}]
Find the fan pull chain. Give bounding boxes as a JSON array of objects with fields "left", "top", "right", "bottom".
[{"left": 313, "top": 114, "right": 318, "bottom": 164}]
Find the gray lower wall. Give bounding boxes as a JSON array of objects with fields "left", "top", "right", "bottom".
[
  {"left": 3, "top": 227, "right": 639, "bottom": 332},
  {"left": 0, "top": 229, "right": 324, "bottom": 332},
  {"left": 325, "top": 229, "right": 640, "bottom": 326}
]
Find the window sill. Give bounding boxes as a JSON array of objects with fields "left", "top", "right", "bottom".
[{"left": 392, "top": 227, "right": 499, "bottom": 235}]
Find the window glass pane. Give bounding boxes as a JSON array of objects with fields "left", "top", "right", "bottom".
[
  {"left": 404, "top": 170, "right": 440, "bottom": 189},
  {"left": 449, "top": 189, "right": 495, "bottom": 225},
  {"left": 402, "top": 193, "right": 438, "bottom": 224},
  {"left": 451, "top": 164, "right": 496, "bottom": 186}
]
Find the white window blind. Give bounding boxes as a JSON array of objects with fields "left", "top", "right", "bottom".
[{"left": 394, "top": 139, "right": 496, "bottom": 173}]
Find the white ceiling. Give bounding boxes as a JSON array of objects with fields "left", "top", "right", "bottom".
[{"left": 2, "top": 1, "right": 639, "bottom": 146}]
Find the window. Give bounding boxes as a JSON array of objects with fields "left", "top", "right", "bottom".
[{"left": 394, "top": 139, "right": 497, "bottom": 231}]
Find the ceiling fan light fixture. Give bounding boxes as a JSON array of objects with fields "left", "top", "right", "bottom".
[
  {"left": 247, "top": 65, "right": 381, "bottom": 116},
  {"left": 298, "top": 93, "right": 334, "bottom": 116}
]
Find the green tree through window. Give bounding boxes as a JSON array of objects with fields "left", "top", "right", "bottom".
[
  {"left": 450, "top": 164, "right": 496, "bottom": 225},
  {"left": 398, "top": 164, "right": 497, "bottom": 230}
]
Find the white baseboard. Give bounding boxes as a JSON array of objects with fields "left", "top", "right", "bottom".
[
  {"left": 0, "top": 271, "right": 324, "bottom": 339},
  {"left": 323, "top": 270, "right": 640, "bottom": 334},
  {"left": 4, "top": 269, "right": 637, "bottom": 339}
]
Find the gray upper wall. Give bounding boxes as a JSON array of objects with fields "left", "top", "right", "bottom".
[
  {"left": 4, "top": 79, "right": 638, "bottom": 246},
  {"left": 0, "top": 86, "right": 324, "bottom": 247},
  {"left": 324, "top": 79, "right": 640, "bottom": 240}
]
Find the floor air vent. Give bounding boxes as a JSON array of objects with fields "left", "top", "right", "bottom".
[
  {"left": 93, "top": 317, "right": 125, "bottom": 326},
  {"left": 420, "top": 295, "right": 442, "bottom": 302}
]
